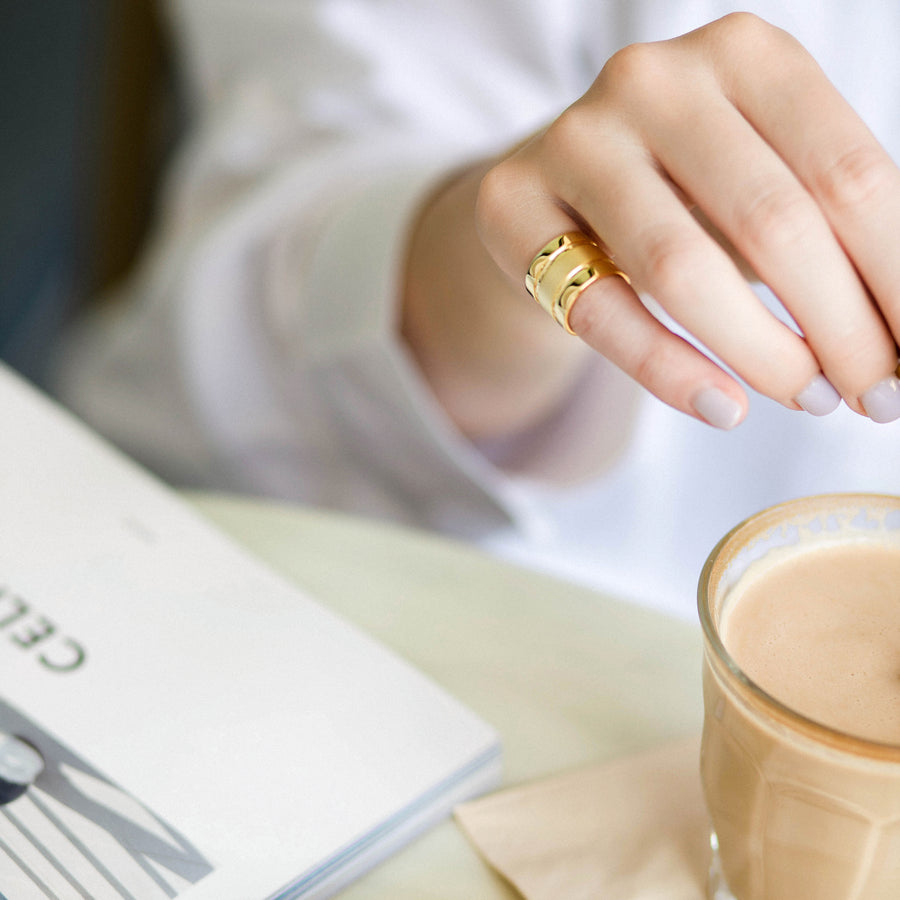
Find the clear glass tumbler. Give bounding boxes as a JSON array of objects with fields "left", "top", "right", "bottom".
[{"left": 698, "top": 493, "right": 900, "bottom": 900}]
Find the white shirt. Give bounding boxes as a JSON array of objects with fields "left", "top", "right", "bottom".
[{"left": 54, "top": 0, "right": 900, "bottom": 620}]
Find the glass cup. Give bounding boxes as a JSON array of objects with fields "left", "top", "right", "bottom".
[{"left": 698, "top": 493, "right": 900, "bottom": 900}]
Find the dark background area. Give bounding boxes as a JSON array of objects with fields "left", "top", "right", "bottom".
[{"left": 0, "top": 1, "right": 178, "bottom": 384}]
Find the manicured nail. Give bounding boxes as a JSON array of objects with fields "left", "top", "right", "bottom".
[
  {"left": 794, "top": 374, "right": 841, "bottom": 417},
  {"left": 692, "top": 387, "right": 743, "bottom": 430},
  {"left": 861, "top": 375, "right": 900, "bottom": 423}
]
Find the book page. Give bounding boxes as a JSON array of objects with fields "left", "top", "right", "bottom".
[{"left": 0, "top": 365, "right": 500, "bottom": 899}]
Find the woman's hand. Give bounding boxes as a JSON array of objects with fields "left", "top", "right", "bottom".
[{"left": 476, "top": 12, "right": 900, "bottom": 428}]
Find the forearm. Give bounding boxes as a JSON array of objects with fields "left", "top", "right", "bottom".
[{"left": 401, "top": 157, "right": 594, "bottom": 442}]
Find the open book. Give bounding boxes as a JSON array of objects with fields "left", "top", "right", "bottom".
[{"left": 0, "top": 364, "right": 501, "bottom": 899}]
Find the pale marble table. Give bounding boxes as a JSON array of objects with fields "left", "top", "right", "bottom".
[{"left": 189, "top": 492, "right": 703, "bottom": 899}]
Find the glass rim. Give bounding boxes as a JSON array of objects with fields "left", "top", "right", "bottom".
[{"left": 697, "top": 492, "right": 900, "bottom": 762}]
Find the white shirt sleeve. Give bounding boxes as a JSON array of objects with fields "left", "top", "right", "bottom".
[{"left": 53, "top": 0, "right": 618, "bottom": 537}]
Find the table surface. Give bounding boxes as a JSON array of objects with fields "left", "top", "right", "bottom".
[{"left": 188, "top": 492, "right": 704, "bottom": 900}]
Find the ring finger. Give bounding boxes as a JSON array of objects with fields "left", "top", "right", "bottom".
[{"left": 480, "top": 156, "right": 760, "bottom": 427}]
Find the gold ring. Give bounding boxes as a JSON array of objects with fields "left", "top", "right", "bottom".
[{"left": 525, "top": 231, "right": 630, "bottom": 334}]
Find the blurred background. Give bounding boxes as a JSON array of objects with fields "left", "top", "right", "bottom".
[{"left": 0, "top": 1, "right": 179, "bottom": 385}]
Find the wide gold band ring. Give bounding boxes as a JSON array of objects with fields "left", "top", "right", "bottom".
[{"left": 525, "top": 231, "right": 630, "bottom": 334}]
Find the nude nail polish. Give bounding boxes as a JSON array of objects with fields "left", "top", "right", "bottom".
[
  {"left": 794, "top": 374, "right": 841, "bottom": 417},
  {"left": 692, "top": 387, "right": 743, "bottom": 430},
  {"left": 861, "top": 375, "right": 900, "bottom": 423}
]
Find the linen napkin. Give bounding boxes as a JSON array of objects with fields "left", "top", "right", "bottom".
[{"left": 455, "top": 737, "right": 709, "bottom": 900}]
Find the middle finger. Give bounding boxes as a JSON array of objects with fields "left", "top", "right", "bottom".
[{"left": 653, "top": 86, "right": 895, "bottom": 414}]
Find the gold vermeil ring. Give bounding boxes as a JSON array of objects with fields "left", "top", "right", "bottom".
[{"left": 525, "top": 231, "right": 630, "bottom": 334}]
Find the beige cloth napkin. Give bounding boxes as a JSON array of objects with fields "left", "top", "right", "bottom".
[{"left": 455, "top": 737, "right": 709, "bottom": 900}]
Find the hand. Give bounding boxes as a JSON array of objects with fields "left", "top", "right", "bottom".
[{"left": 476, "top": 12, "right": 900, "bottom": 427}]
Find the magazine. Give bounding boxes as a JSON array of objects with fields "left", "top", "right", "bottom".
[{"left": 0, "top": 365, "right": 501, "bottom": 899}]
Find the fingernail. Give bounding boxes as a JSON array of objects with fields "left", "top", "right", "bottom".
[
  {"left": 861, "top": 375, "right": 900, "bottom": 423},
  {"left": 794, "top": 374, "right": 841, "bottom": 417},
  {"left": 692, "top": 386, "right": 743, "bottom": 430}
]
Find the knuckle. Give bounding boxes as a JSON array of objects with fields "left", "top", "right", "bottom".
[
  {"left": 708, "top": 11, "right": 790, "bottom": 53},
  {"left": 631, "top": 342, "right": 664, "bottom": 392},
  {"left": 711, "top": 11, "right": 771, "bottom": 40},
  {"left": 541, "top": 104, "right": 594, "bottom": 159},
  {"left": 813, "top": 144, "right": 897, "bottom": 213},
  {"left": 702, "top": 12, "right": 808, "bottom": 73},
  {"left": 475, "top": 156, "right": 532, "bottom": 231},
  {"left": 632, "top": 334, "right": 686, "bottom": 397},
  {"left": 737, "top": 186, "right": 815, "bottom": 255},
  {"left": 640, "top": 230, "right": 710, "bottom": 299},
  {"left": 475, "top": 161, "right": 511, "bottom": 221},
  {"left": 824, "top": 325, "right": 890, "bottom": 375},
  {"left": 597, "top": 41, "right": 670, "bottom": 103}
]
